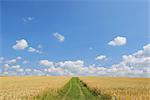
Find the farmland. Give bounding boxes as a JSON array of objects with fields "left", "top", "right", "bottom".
[
  {"left": 80, "top": 77, "right": 150, "bottom": 100},
  {"left": 0, "top": 76, "right": 103, "bottom": 100},
  {"left": 0, "top": 76, "right": 150, "bottom": 100},
  {"left": 38, "top": 77, "right": 102, "bottom": 100},
  {"left": 0, "top": 76, "right": 70, "bottom": 100}
]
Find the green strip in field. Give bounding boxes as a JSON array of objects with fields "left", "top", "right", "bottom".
[{"left": 36, "top": 77, "right": 104, "bottom": 100}]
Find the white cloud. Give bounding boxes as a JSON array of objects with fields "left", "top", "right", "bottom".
[
  {"left": 42, "top": 60, "right": 85, "bottom": 76},
  {"left": 3, "top": 64, "right": 10, "bottom": 71},
  {"left": 53, "top": 32, "right": 65, "bottom": 42},
  {"left": 108, "top": 36, "right": 127, "bottom": 46},
  {"left": 41, "top": 43, "right": 150, "bottom": 76},
  {"left": 11, "top": 65, "right": 20, "bottom": 69},
  {"left": 28, "top": 47, "right": 42, "bottom": 54},
  {"left": 0, "top": 57, "right": 4, "bottom": 64},
  {"left": 47, "top": 67, "right": 65, "bottom": 75},
  {"left": 1, "top": 57, "right": 150, "bottom": 77},
  {"left": 32, "top": 69, "right": 45, "bottom": 76},
  {"left": 120, "top": 44, "right": 150, "bottom": 68},
  {"left": 22, "top": 16, "right": 34, "bottom": 22},
  {"left": 12, "top": 39, "right": 43, "bottom": 54},
  {"left": 12, "top": 39, "right": 42, "bottom": 54},
  {"left": 13, "top": 39, "right": 28, "bottom": 50},
  {"left": 16, "top": 68, "right": 24, "bottom": 72},
  {"left": 0, "top": 57, "right": 4, "bottom": 61},
  {"left": 23, "top": 60, "right": 29, "bottom": 64},
  {"left": 16, "top": 56, "right": 22, "bottom": 60},
  {"left": 111, "top": 44, "right": 150, "bottom": 77},
  {"left": 28, "top": 47, "right": 36, "bottom": 52},
  {"left": 4, "top": 64, "right": 10, "bottom": 68},
  {"left": 39, "top": 60, "right": 54, "bottom": 67},
  {"left": 143, "top": 44, "right": 150, "bottom": 56},
  {"left": 55, "top": 60, "right": 84, "bottom": 74},
  {"left": 133, "top": 44, "right": 150, "bottom": 57},
  {"left": 6, "top": 59, "right": 17, "bottom": 64},
  {"left": 95, "top": 55, "right": 108, "bottom": 61},
  {"left": 122, "top": 55, "right": 150, "bottom": 67},
  {"left": 3, "top": 71, "right": 8, "bottom": 75},
  {"left": 25, "top": 68, "right": 32, "bottom": 72},
  {"left": 2, "top": 44, "right": 150, "bottom": 77}
]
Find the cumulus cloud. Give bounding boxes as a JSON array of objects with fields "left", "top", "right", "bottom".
[
  {"left": 95, "top": 55, "right": 108, "bottom": 61},
  {"left": 25, "top": 68, "right": 32, "bottom": 72},
  {"left": 13, "top": 39, "right": 28, "bottom": 50},
  {"left": 16, "top": 68, "right": 24, "bottom": 72},
  {"left": 4, "top": 64, "right": 10, "bottom": 68},
  {"left": 133, "top": 44, "right": 150, "bottom": 57},
  {"left": 0, "top": 56, "right": 27, "bottom": 73},
  {"left": 111, "top": 44, "right": 150, "bottom": 77},
  {"left": 1, "top": 44, "right": 150, "bottom": 77},
  {"left": 55, "top": 60, "right": 84, "bottom": 74},
  {"left": 39, "top": 60, "right": 85, "bottom": 76},
  {"left": 3, "top": 71, "right": 8, "bottom": 75},
  {"left": 28, "top": 47, "right": 36, "bottom": 52},
  {"left": 11, "top": 65, "right": 20, "bottom": 69},
  {"left": 32, "top": 69, "right": 45, "bottom": 76},
  {"left": 6, "top": 59, "right": 17, "bottom": 64},
  {"left": 28, "top": 47, "right": 42, "bottom": 54},
  {"left": 38, "top": 44, "right": 150, "bottom": 77},
  {"left": 39, "top": 60, "right": 54, "bottom": 67},
  {"left": 12, "top": 39, "right": 42, "bottom": 54},
  {"left": 5, "top": 57, "right": 30, "bottom": 65},
  {"left": 108, "top": 36, "right": 127, "bottom": 46},
  {"left": 53, "top": 32, "right": 65, "bottom": 42},
  {"left": 119, "top": 44, "right": 150, "bottom": 68},
  {"left": 3, "top": 64, "right": 10, "bottom": 71},
  {"left": 43, "top": 60, "right": 109, "bottom": 76}
]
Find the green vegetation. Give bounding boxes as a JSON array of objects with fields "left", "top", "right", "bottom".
[
  {"left": 36, "top": 77, "right": 104, "bottom": 100},
  {"left": 1, "top": 76, "right": 149, "bottom": 100}
]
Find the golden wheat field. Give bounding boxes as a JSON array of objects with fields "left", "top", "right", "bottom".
[
  {"left": 80, "top": 77, "right": 150, "bottom": 100},
  {"left": 0, "top": 76, "right": 70, "bottom": 100}
]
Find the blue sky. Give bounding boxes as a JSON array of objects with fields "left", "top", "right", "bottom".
[{"left": 0, "top": 0, "right": 150, "bottom": 76}]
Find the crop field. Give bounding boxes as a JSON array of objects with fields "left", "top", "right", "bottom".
[
  {"left": 0, "top": 76, "right": 150, "bottom": 100},
  {"left": 0, "top": 76, "right": 70, "bottom": 100},
  {"left": 0, "top": 77, "right": 104, "bottom": 100},
  {"left": 80, "top": 77, "right": 150, "bottom": 100}
]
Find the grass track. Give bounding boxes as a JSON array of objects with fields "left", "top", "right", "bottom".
[{"left": 36, "top": 77, "right": 104, "bottom": 100}]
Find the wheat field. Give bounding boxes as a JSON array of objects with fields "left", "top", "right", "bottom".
[
  {"left": 80, "top": 77, "right": 150, "bottom": 100},
  {"left": 0, "top": 76, "right": 70, "bottom": 100}
]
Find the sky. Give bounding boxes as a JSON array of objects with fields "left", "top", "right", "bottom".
[{"left": 0, "top": 0, "right": 150, "bottom": 77}]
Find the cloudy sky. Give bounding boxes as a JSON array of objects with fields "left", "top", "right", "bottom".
[{"left": 0, "top": 0, "right": 150, "bottom": 77}]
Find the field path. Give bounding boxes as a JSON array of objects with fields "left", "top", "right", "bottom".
[
  {"left": 38, "top": 77, "right": 103, "bottom": 100},
  {"left": 77, "top": 81, "right": 85, "bottom": 100},
  {"left": 62, "top": 79, "right": 72, "bottom": 100},
  {"left": 59, "top": 77, "right": 102, "bottom": 100}
]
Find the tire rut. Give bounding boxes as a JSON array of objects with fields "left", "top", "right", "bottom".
[
  {"left": 77, "top": 81, "right": 85, "bottom": 100},
  {"left": 62, "top": 80, "right": 72, "bottom": 100}
]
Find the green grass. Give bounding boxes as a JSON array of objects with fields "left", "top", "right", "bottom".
[{"left": 35, "top": 77, "right": 105, "bottom": 100}]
